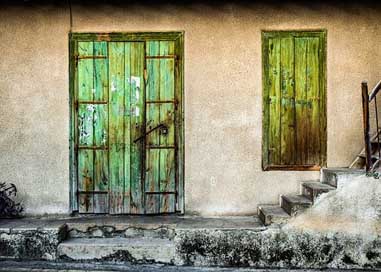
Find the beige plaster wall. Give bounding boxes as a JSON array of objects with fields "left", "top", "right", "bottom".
[{"left": 0, "top": 2, "right": 380, "bottom": 215}]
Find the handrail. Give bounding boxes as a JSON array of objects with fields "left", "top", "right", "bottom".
[
  {"left": 362, "top": 82, "right": 372, "bottom": 172},
  {"left": 368, "top": 79, "right": 381, "bottom": 102},
  {"left": 362, "top": 80, "right": 381, "bottom": 172}
]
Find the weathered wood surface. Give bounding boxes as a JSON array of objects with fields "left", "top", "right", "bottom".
[
  {"left": 109, "top": 42, "right": 125, "bottom": 214},
  {"left": 129, "top": 42, "right": 145, "bottom": 214},
  {"left": 77, "top": 42, "right": 94, "bottom": 213},
  {"left": 145, "top": 41, "right": 176, "bottom": 214},
  {"left": 263, "top": 31, "right": 326, "bottom": 170},
  {"left": 72, "top": 34, "right": 183, "bottom": 214},
  {"left": 93, "top": 42, "right": 109, "bottom": 213}
]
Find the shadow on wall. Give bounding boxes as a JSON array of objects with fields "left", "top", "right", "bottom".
[{"left": 0, "top": 182, "right": 23, "bottom": 218}]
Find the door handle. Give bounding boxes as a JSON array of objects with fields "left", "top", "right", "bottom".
[{"left": 133, "top": 123, "right": 167, "bottom": 143}]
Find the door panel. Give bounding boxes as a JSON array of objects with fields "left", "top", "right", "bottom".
[
  {"left": 263, "top": 31, "right": 326, "bottom": 170},
  {"left": 306, "top": 38, "right": 321, "bottom": 165},
  {"left": 145, "top": 41, "right": 176, "bottom": 214},
  {"left": 280, "top": 37, "right": 295, "bottom": 165},
  {"left": 294, "top": 38, "right": 308, "bottom": 165},
  {"left": 129, "top": 42, "right": 145, "bottom": 214},
  {"left": 109, "top": 42, "right": 126, "bottom": 214},
  {"left": 77, "top": 41, "right": 108, "bottom": 213},
  {"left": 73, "top": 36, "right": 181, "bottom": 214},
  {"left": 268, "top": 37, "right": 281, "bottom": 165}
]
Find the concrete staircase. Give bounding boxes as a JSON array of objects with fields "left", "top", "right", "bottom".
[
  {"left": 258, "top": 167, "right": 365, "bottom": 226},
  {"left": 57, "top": 222, "right": 176, "bottom": 264}
]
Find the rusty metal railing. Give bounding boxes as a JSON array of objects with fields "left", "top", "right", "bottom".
[{"left": 362, "top": 80, "right": 381, "bottom": 172}]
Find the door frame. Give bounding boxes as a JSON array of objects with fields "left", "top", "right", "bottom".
[
  {"left": 68, "top": 32, "right": 185, "bottom": 213},
  {"left": 261, "top": 30, "right": 327, "bottom": 171}
]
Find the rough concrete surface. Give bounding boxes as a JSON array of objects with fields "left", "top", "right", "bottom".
[
  {"left": 287, "top": 175, "right": 381, "bottom": 235},
  {"left": 57, "top": 237, "right": 176, "bottom": 264},
  {"left": 1, "top": 213, "right": 381, "bottom": 269},
  {"left": 1, "top": 2, "right": 381, "bottom": 215},
  {"left": 0, "top": 260, "right": 377, "bottom": 272},
  {"left": 175, "top": 228, "right": 381, "bottom": 269},
  {"left": 0, "top": 223, "right": 67, "bottom": 260}
]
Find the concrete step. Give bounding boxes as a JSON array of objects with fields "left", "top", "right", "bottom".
[
  {"left": 320, "top": 167, "right": 365, "bottom": 188},
  {"left": 301, "top": 181, "right": 335, "bottom": 203},
  {"left": 257, "top": 204, "right": 290, "bottom": 226},
  {"left": 280, "top": 195, "right": 312, "bottom": 216},
  {"left": 57, "top": 237, "right": 175, "bottom": 264}
]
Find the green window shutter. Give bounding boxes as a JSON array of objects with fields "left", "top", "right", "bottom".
[{"left": 263, "top": 31, "right": 326, "bottom": 170}]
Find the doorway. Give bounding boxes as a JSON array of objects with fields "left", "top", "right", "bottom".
[{"left": 69, "top": 32, "right": 184, "bottom": 214}]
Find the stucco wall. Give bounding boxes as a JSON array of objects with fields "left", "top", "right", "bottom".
[{"left": 0, "top": 2, "right": 380, "bottom": 215}]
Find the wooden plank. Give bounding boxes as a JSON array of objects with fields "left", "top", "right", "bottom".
[
  {"left": 78, "top": 149, "right": 94, "bottom": 213},
  {"left": 319, "top": 32, "right": 327, "bottom": 167},
  {"left": 93, "top": 43, "right": 109, "bottom": 214},
  {"left": 130, "top": 42, "right": 145, "bottom": 214},
  {"left": 93, "top": 104, "right": 108, "bottom": 148},
  {"left": 94, "top": 42, "right": 108, "bottom": 101},
  {"left": 175, "top": 34, "right": 184, "bottom": 213},
  {"left": 93, "top": 104, "right": 108, "bottom": 212},
  {"left": 78, "top": 104, "right": 94, "bottom": 147},
  {"left": 145, "top": 149, "right": 160, "bottom": 214},
  {"left": 159, "top": 41, "right": 175, "bottom": 147},
  {"left": 123, "top": 42, "right": 132, "bottom": 213},
  {"left": 145, "top": 41, "right": 160, "bottom": 214},
  {"left": 78, "top": 42, "right": 94, "bottom": 101},
  {"left": 77, "top": 42, "right": 95, "bottom": 213},
  {"left": 93, "top": 193, "right": 108, "bottom": 213},
  {"left": 294, "top": 38, "right": 308, "bottom": 165},
  {"left": 71, "top": 32, "right": 184, "bottom": 43},
  {"left": 159, "top": 41, "right": 176, "bottom": 213},
  {"left": 306, "top": 37, "right": 321, "bottom": 165},
  {"left": 94, "top": 150, "right": 108, "bottom": 213},
  {"left": 280, "top": 37, "right": 296, "bottom": 165},
  {"left": 146, "top": 41, "right": 161, "bottom": 146},
  {"left": 160, "top": 149, "right": 175, "bottom": 213},
  {"left": 69, "top": 36, "right": 78, "bottom": 212},
  {"left": 267, "top": 37, "right": 281, "bottom": 165},
  {"left": 109, "top": 42, "right": 125, "bottom": 214}
]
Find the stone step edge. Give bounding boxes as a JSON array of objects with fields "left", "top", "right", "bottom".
[
  {"left": 280, "top": 194, "right": 312, "bottom": 216},
  {"left": 57, "top": 237, "right": 176, "bottom": 264},
  {"left": 301, "top": 181, "right": 336, "bottom": 202},
  {"left": 257, "top": 204, "right": 290, "bottom": 226}
]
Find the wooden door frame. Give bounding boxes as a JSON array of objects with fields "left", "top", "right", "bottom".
[
  {"left": 261, "top": 30, "right": 327, "bottom": 171},
  {"left": 68, "top": 32, "right": 185, "bottom": 214}
]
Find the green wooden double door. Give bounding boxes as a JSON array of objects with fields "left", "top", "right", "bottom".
[
  {"left": 71, "top": 34, "right": 184, "bottom": 214},
  {"left": 263, "top": 31, "right": 327, "bottom": 170}
]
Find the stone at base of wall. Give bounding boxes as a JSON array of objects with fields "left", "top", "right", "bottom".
[
  {"left": 174, "top": 228, "right": 381, "bottom": 269},
  {"left": 1, "top": 220, "right": 381, "bottom": 269},
  {"left": 0, "top": 225, "right": 67, "bottom": 260}
]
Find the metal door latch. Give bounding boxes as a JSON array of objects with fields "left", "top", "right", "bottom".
[{"left": 133, "top": 123, "right": 167, "bottom": 143}]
